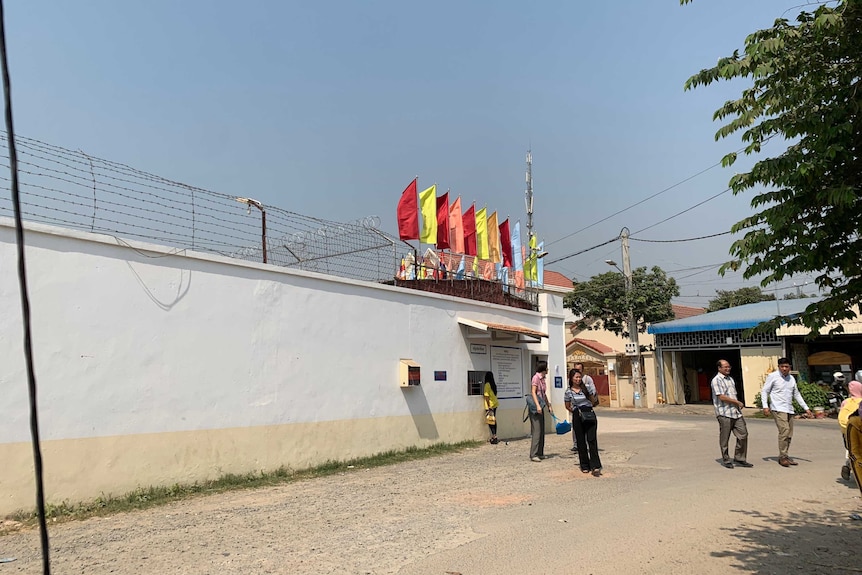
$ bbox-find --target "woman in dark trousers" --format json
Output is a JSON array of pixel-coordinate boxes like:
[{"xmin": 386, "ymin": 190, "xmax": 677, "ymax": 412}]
[
  {"xmin": 564, "ymin": 368, "xmax": 602, "ymax": 476},
  {"xmin": 483, "ymin": 371, "xmax": 499, "ymax": 444}
]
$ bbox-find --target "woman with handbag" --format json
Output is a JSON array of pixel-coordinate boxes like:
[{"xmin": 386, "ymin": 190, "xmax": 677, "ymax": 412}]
[
  {"xmin": 483, "ymin": 371, "xmax": 499, "ymax": 444},
  {"xmin": 564, "ymin": 368, "xmax": 602, "ymax": 476}
]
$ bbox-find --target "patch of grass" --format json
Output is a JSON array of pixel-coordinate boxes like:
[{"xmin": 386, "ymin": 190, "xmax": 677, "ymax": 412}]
[{"xmin": 2, "ymin": 440, "xmax": 480, "ymax": 534}]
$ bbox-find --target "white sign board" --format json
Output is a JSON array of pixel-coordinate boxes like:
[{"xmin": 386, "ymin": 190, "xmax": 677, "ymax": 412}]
[{"xmin": 491, "ymin": 345, "xmax": 523, "ymax": 399}]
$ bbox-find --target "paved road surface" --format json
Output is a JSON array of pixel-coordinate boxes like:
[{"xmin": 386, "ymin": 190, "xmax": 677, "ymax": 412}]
[{"xmin": 1, "ymin": 409, "xmax": 859, "ymax": 574}]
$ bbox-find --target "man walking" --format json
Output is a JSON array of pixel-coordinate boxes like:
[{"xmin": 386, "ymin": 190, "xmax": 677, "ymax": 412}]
[
  {"xmin": 711, "ymin": 359, "xmax": 752, "ymax": 468},
  {"xmin": 570, "ymin": 362, "xmax": 593, "ymax": 452},
  {"xmin": 762, "ymin": 357, "xmax": 812, "ymax": 467}
]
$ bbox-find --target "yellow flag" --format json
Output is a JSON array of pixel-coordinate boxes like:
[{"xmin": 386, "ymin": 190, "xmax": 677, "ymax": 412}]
[
  {"xmin": 487, "ymin": 211, "xmax": 500, "ymax": 263},
  {"xmin": 526, "ymin": 234, "xmax": 538, "ymax": 282},
  {"xmin": 475, "ymin": 207, "xmax": 489, "ymax": 259},
  {"xmin": 419, "ymin": 185, "xmax": 437, "ymax": 244}
]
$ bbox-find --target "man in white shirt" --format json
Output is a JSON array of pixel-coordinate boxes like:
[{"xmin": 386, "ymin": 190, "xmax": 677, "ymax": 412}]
[
  {"xmin": 761, "ymin": 357, "xmax": 812, "ymax": 467},
  {"xmin": 711, "ymin": 359, "xmax": 752, "ymax": 469},
  {"xmin": 571, "ymin": 362, "xmax": 593, "ymax": 452}
]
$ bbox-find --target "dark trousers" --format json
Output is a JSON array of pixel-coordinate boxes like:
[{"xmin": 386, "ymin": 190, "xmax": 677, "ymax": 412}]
[
  {"xmin": 529, "ymin": 411, "xmax": 546, "ymax": 459},
  {"xmin": 717, "ymin": 415, "xmax": 749, "ymax": 463},
  {"xmin": 572, "ymin": 412, "xmax": 601, "ymax": 471},
  {"xmin": 487, "ymin": 408, "xmax": 497, "ymax": 437}
]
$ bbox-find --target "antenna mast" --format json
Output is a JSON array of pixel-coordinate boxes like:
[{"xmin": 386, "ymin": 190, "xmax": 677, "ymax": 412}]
[{"xmin": 525, "ymin": 150, "xmax": 533, "ymax": 243}]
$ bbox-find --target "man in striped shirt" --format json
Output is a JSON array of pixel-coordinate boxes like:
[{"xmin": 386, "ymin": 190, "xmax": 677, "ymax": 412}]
[{"xmin": 711, "ymin": 359, "xmax": 752, "ymax": 469}]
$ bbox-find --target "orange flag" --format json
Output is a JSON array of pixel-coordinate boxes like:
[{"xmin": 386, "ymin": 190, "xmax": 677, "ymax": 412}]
[
  {"xmin": 487, "ymin": 211, "xmax": 500, "ymax": 263},
  {"xmin": 449, "ymin": 197, "xmax": 464, "ymax": 253}
]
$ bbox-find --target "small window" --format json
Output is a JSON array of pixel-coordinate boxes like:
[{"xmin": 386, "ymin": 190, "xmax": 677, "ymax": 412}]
[
  {"xmin": 615, "ymin": 355, "xmax": 633, "ymax": 377},
  {"xmin": 467, "ymin": 371, "xmax": 485, "ymax": 396}
]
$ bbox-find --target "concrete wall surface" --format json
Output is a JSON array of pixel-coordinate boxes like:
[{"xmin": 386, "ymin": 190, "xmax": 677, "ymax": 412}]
[
  {"xmin": 0, "ymin": 220, "xmax": 566, "ymax": 514},
  {"xmin": 740, "ymin": 347, "xmax": 782, "ymax": 406}
]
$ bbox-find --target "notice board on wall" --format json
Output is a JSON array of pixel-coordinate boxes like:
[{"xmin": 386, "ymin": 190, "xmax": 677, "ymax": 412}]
[{"xmin": 491, "ymin": 345, "xmax": 523, "ymax": 399}]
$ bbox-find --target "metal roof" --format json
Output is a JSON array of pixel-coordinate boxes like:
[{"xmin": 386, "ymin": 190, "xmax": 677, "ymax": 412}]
[
  {"xmin": 648, "ymin": 298, "xmax": 819, "ymax": 334},
  {"xmin": 457, "ymin": 317, "xmax": 548, "ymax": 340}
]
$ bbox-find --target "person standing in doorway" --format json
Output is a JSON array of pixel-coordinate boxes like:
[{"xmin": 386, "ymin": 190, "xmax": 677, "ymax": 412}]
[
  {"xmin": 483, "ymin": 371, "xmax": 499, "ymax": 444},
  {"xmin": 762, "ymin": 357, "xmax": 812, "ymax": 467},
  {"xmin": 570, "ymin": 362, "xmax": 594, "ymax": 452},
  {"xmin": 528, "ymin": 361, "xmax": 553, "ymax": 462},
  {"xmin": 711, "ymin": 359, "xmax": 752, "ymax": 469}
]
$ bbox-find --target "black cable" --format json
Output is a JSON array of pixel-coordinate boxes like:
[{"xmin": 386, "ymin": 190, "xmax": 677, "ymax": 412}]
[
  {"xmin": 544, "ymin": 235, "xmax": 620, "ymax": 265},
  {"xmin": 0, "ymin": 2, "xmax": 51, "ymax": 573},
  {"xmin": 632, "ymin": 188, "xmax": 732, "ymax": 235},
  {"xmin": 546, "ymin": 151, "xmax": 742, "ymax": 247},
  {"xmin": 630, "ymin": 230, "xmax": 733, "ymax": 243},
  {"xmin": 548, "ymin": 189, "xmax": 734, "ymax": 265}
]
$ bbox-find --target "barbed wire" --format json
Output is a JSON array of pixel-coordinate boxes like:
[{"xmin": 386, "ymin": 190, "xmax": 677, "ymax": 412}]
[{"xmin": 0, "ymin": 132, "xmax": 401, "ymax": 283}]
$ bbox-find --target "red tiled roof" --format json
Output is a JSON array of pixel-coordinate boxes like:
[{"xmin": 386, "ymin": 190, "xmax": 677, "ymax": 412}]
[
  {"xmin": 566, "ymin": 337, "xmax": 616, "ymax": 355},
  {"xmin": 672, "ymin": 304, "xmax": 706, "ymax": 320},
  {"xmin": 543, "ymin": 270, "xmax": 574, "ymax": 289}
]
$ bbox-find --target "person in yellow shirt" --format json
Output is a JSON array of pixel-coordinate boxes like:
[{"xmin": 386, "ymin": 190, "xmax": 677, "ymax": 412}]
[
  {"xmin": 483, "ymin": 372, "xmax": 499, "ymax": 444},
  {"xmin": 839, "ymin": 376, "xmax": 862, "ymax": 480}
]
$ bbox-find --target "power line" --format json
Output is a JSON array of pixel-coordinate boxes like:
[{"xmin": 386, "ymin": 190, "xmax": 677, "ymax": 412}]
[
  {"xmin": 665, "ymin": 261, "xmax": 728, "ymax": 273},
  {"xmin": 630, "ymin": 230, "xmax": 733, "ymax": 243},
  {"xmin": 544, "ymin": 234, "xmax": 620, "ymax": 265},
  {"xmin": 0, "ymin": 0, "xmax": 51, "ymax": 572},
  {"xmin": 548, "ymin": 187, "xmax": 735, "ymax": 265},
  {"xmin": 632, "ymin": 187, "xmax": 733, "ymax": 235},
  {"xmin": 546, "ymin": 149, "xmax": 743, "ymax": 248}
]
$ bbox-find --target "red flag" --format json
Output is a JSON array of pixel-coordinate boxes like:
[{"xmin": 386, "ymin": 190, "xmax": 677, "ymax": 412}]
[
  {"xmin": 397, "ymin": 178, "xmax": 419, "ymax": 241},
  {"xmin": 436, "ymin": 192, "xmax": 450, "ymax": 249},
  {"xmin": 499, "ymin": 218, "xmax": 512, "ymax": 267},
  {"xmin": 463, "ymin": 204, "xmax": 476, "ymax": 256}
]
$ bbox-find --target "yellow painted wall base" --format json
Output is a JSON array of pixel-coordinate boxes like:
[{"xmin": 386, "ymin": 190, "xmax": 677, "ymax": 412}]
[
  {"xmin": 1, "ymin": 409, "xmax": 530, "ymax": 516},
  {"xmin": 740, "ymin": 347, "xmax": 782, "ymax": 406}
]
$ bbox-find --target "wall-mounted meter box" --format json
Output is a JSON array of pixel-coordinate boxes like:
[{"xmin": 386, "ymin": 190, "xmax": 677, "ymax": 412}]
[{"xmin": 399, "ymin": 359, "xmax": 421, "ymax": 388}]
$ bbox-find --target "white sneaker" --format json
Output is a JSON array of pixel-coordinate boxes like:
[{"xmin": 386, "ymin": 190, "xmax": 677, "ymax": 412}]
[{"xmin": 530, "ymin": 456, "xmax": 541, "ymax": 462}]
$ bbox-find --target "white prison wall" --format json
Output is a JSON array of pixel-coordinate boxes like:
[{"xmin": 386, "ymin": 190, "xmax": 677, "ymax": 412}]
[{"xmin": 0, "ymin": 219, "xmax": 566, "ymax": 514}]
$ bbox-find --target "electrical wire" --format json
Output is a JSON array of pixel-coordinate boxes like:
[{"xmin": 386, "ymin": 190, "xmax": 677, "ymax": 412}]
[
  {"xmin": 632, "ymin": 188, "xmax": 733, "ymax": 235},
  {"xmin": 629, "ymin": 230, "xmax": 733, "ymax": 243},
  {"xmin": 0, "ymin": 1, "xmax": 51, "ymax": 573},
  {"xmin": 547, "ymin": 187, "xmax": 735, "ymax": 265},
  {"xmin": 545, "ymin": 153, "xmax": 741, "ymax": 247},
  {"xmin": 544, "ymin": 234, "xmax": 620, "ymax": 265}
]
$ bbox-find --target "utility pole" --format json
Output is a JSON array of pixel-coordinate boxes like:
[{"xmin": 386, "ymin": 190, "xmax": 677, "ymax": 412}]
[{"xmin": 620, "ymin": 228, "xmax": 642, "ymax": 408}]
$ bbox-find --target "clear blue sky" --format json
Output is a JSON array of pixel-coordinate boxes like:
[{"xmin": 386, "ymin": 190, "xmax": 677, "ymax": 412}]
[{"xmin": 5, "ymin": 0, "xmax": 811, "ymax": 304}]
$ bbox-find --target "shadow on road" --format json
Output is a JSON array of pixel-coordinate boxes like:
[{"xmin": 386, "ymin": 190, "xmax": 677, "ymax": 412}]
[{"xmin": 711, "ymin": 508, "xmax": 861, "ymax": 574}]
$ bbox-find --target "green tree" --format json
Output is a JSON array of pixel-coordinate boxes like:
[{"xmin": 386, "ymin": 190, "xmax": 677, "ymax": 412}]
[
  {"xmin": 707, "ymin": 287, "xmax": 776, "ymax": 312},
  {"xmin": 564, "ymin": 266, "xmax": 680, "ymax": 338},
  {"xmin": 681, "ymin": 0, "xmax": 861, "ymax": 333}
]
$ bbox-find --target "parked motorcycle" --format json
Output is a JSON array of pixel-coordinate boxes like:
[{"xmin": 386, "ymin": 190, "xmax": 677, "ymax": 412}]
[{"xmin": 827, "ymin": 372, "xmax": 848, "ymax": 414}]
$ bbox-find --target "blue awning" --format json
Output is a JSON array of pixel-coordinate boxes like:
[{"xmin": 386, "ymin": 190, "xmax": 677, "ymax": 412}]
[{"xmin": 648, "ymin": 298, "xmax": 819, "ymax": 334}]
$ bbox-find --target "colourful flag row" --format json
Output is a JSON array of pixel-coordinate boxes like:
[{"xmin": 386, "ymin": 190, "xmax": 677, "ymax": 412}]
[{"xmin": 396, "ymin": 177, "xmax": 542, "ymax": 280}]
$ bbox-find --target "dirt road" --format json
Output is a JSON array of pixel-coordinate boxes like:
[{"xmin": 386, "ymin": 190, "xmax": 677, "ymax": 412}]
[{"xmin": 1, "ymin": 410, "xmax": 859, "ymax": 574}]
